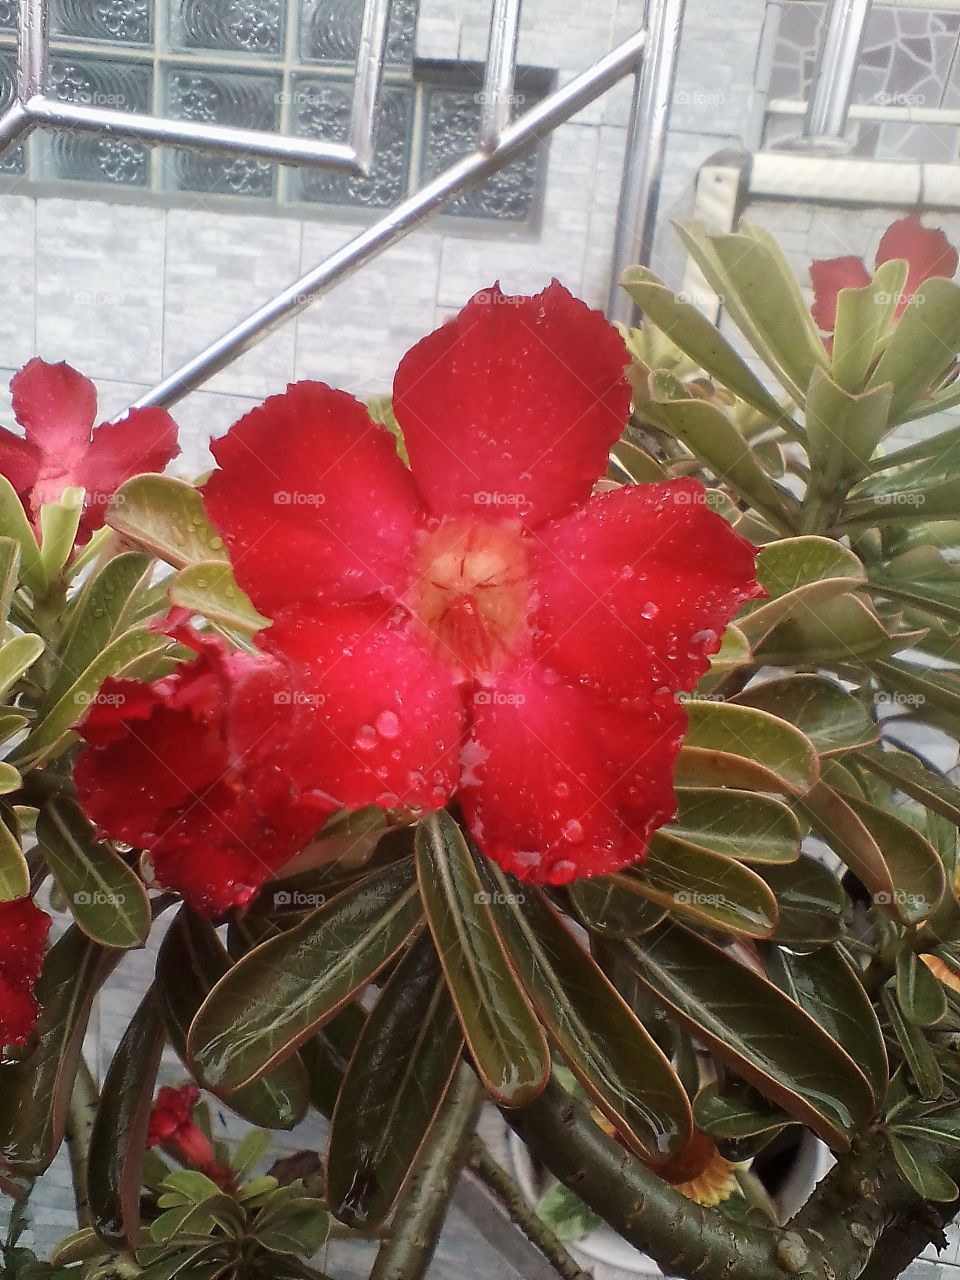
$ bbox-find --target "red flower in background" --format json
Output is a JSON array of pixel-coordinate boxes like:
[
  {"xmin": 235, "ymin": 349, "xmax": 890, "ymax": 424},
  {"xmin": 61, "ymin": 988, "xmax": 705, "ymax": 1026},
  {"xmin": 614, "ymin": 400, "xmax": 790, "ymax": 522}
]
[
  {"xmin": 74, "ymin": 625, "xmax": 328, "ymax": 915},
  {"xmin": 810, "ymin": 213, "xmax": 959, "ymax": 333},
  {"xmin": 0, "ymin": 896, "xmax": 51, "ymax": 1047},
  {"xmin": 0, "ymin": 359, "xmax": 178, "ymax": 541},
  {"xmin": 74, "ymin": 282, "xmax": 759, "ymax": 905},
  {"xmin": 147, "ymin": 1084, "xmax": 234, "ymax": 1190}
]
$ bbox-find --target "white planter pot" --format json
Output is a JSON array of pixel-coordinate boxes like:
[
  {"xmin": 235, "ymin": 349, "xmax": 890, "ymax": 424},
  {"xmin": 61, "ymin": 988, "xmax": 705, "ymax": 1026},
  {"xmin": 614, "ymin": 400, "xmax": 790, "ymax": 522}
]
[{"xmin": 507, "ymin": 1128, "xmax": 833, "ymax": 1278}]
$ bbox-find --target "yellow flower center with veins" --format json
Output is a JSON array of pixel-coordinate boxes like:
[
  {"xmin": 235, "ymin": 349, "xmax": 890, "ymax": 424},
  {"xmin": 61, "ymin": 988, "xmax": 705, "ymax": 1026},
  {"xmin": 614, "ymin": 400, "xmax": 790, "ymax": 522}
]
[{"xmin": 410, "ymin": 518, "xmax": 531, "ymax": 677}]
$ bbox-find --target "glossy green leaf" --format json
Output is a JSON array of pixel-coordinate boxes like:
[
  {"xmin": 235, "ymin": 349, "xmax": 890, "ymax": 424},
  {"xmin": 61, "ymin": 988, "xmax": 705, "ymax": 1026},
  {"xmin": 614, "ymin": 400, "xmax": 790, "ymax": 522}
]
[
  {"xmin": 567, "ymin": 874, "xmax": 666, "ymax": 937},
  {"xmin": 609, "ymin": 438, "xmax": 667, "ymax": 484},
  {"xmin": 666, "ymin": 788, "xmax": 801, "ymax": 864},
  {"xmin": 188, "ymin": 861, "xmax": 422, "ymax": 1092},
  {"xmin": 621, "ymin": 265, "xmax": 790, "ymax": 421},
  {"xmin": 857, "ymin": 746, "xmax": 960, "ymax": 827},
  {"xmin": 480, "ymin": 862, "xmax": 691, "ymax": 1160},
  {"xmin": 12, "ymin": 626, "xmax": 170, "ymax": 765},
  {"xmin": 891, "ymin": 1111, "xmax": 960, "ymax": 1153},
  {"xmin": 896, "ymin": 947, "xmax": 948, "ymax": 1029},
  {"xmin": 872, "ymin": 658, "xmax": 960, "ymax": 738},
  {"xmin": 0, "ymin": 537, "xmax": 21, "ymax": 626},
  {"xmin": 619, "ymin": 924, "xmax": 875, "ymax": 1150},
  {"xmin": 889, "ymin": 1134, "xmax": 958, "ymax": 1201},
  {"xmin": 536, "ymin": 1178, "xmax": 603, "ymax": 1242},
  {"xmin": 415, "ymin": 811, "xmax": 548, "ymax": 1106},
  {"xmin": 254, "ymin": 1194, "xmax": 332, "ymax": 1257},
  {"xmin": 87, "ymin": 990, "xmax": 165, "ymax": 1247},
  {"xmin": 37, "ymin": 800, "xmax": 150, "ymax": 950},
  {"xmin": 0, "ymin": 926, "xmax": 120, "ymax": 1173},
  {"xmin": 882, "ymin": 985, "xmax": 943, "ymax": 1102},
  {"xmin": 868, "ymin": 276, "xmax": 960, "ymax": 420},
  {"xmin": 38, "ymin": 487, "xmax": 84, "ymax": 585},
  {"xmin": 870, "ymin": 546, "xmax": 960, "ymax": 626},
  {"xmin": 44, "ymin": 551, "xmax": 153, "ymax": 709},
  {"xmin": 169, "ymin": 561, "xmax": 268, "ymax": 635},
  {"xmin": 804, "ymin": 368, "xmax": 892, "ymax": 488},
  {"xmin": 155, "ymin": 909, "xmax": 310, "ymax": 1130},
  {"xmin": 678, "ymin": 700, "xmax": 819, "ymax": 796},
  {"xmin": 326, "ymin": 931, "xmax": 463, "ymax": 1228},
  {"xmin": 0, "ymin": 633, "xmax": 45, "ymax": 701},
  {"xmin": 756, "ymin": 593, "xmax": 909, "ymax": 665},
  {"xmin": 738, "ymin": 537, "xmax": 865, "ymax": 647},
  {"xmin": 755, "ymin": 855, "xmax": 846, "ymax": 945},
  {"xmin": 0, "ymin": 813, "xmax": 29, "ymax": 900},
  {"xmin": 732, "ymin": 674, "xmax": 878, "ymax": 757},
  {"xmin": 108, "ymin": 475, "xmax": 229, "ymax": 569},
  {"xmin": 0, "ymin": 474, "xmax": 44, "ymax": 596},
  {"xmin": 692, "ymin": 1080, "xmax": 791, "ymax": 1140},
  {"xmin": 628, "ymin": 833, "xmax": 778, "ymax": 938},
  {"xmin": 831, "ymin": 258, "xmax": 908, "ymax": 392},
  {"xmin": 767, "ymin": 945, "xmax": 887, "ymax": 1101}
]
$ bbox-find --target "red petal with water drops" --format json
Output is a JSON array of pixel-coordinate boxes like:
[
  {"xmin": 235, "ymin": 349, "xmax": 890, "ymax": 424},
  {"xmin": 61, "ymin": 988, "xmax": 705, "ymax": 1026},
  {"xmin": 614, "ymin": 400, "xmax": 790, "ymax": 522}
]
[
  {"xmin": 809, "ymin": 256, "xmax": 871, "ymax": 332},
  {"xmin": 0, "ymin": 896, "xmax": 51, "ymax": 1047},
  {"xmin": 261, "ymin": 598, "xmax": 468, "ymax": 814},
  {"xmin": 73, "ymin": 637, "xmax": 324, "ymax": 916},
  {"xmin": 876, "ymin": 213, "xmax": 959, "ymax": 316},
  {"xmin": 530, "ymin": 479, "xmax": 761, "ymax": 702},
  {"xmin": 203, "ymin": 381, "xmax": 425, "ymax": 616},
  {"xmin": 79, "ymin": 407, "xmax": 179, "ymax": 536},
  {"xmin": 393, "ymin": 281, "xmax": 632, "ymax": 528},
  {"xmin": 458, "ymin": 665, "xmax": 685, "ymax": 882},
  {"xmin": 10, "ymin": 359, "xmax": 98, "ymax": 456}
]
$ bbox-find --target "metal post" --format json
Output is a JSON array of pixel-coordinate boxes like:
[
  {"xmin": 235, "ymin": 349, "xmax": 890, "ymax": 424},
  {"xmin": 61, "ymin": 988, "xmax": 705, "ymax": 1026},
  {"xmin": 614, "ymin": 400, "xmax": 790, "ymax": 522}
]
[
  {"xmin": 803, "ymin": 0, "xmax": 873, "ymax": 144},
  {"xmin": 606, "ymin": 0, "xmax": 686, "ymax": 325},
  {"xmin": 480, "ymin": 0, "xmax": 524, "ymax": 152}
]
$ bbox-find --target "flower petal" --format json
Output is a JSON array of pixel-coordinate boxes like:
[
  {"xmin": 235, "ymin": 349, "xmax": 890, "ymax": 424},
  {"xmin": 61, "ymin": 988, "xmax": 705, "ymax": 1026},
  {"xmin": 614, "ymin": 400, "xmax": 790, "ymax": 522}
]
[
  {"xmin": 10, "ymin": 359, "xmax": 97, "ymax": 457},
  {"xmin": 393, "ymin": 281, "xmax": 631, "ymax": 527},
  {"xmin": 74, "ymin": 638, "xmax": 324, "ymax": 916},
  {"xmin": 0, "ymin": 429, "xmax": 40, "ymax": 497},
  {"xmin": 79, "ymin": 407, "xmax": 179, "ymax": 535},
  {"xmin": 530, "ymin": 479, "xmax": 761, "ymax": 701},
  {"xmin": 262, "ymin": 599, "xmax": 468, "ymax": 813},
  {"xmin": 0, "ymin": 896, "xmax": 51, "ymax": 1046},
  {"xmin": 459, "ymin": 664, "xmax": 685, "ymax": 883},
  {"xmin": 876, "ymin": 213, "xmax": 959, "ymax": 315},
  {"xmin": 809, "ymin": 256, "xmax": 871, "ymax": 332},
  {"xmin": 203, "ymin": 382, "xmax": 425, "ymax": 616}
]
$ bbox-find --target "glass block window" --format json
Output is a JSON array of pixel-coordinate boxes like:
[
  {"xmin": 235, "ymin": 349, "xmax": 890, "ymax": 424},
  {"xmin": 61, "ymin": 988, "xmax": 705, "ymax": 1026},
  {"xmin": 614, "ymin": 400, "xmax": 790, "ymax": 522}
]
[
  {"xmin": 763, "ymin": 0, "xmax": 960, "ymax": 162},
  {"xmin": 0, "ymin": 0, "xmax": 552, "ymax": 225}
]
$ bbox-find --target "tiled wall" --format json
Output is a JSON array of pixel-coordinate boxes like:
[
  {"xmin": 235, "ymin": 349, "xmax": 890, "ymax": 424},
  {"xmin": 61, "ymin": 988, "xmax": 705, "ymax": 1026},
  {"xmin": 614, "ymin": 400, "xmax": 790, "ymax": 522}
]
[{"xmin": 0, "ymin": 0, "xmax": 763, "ymax": 479}]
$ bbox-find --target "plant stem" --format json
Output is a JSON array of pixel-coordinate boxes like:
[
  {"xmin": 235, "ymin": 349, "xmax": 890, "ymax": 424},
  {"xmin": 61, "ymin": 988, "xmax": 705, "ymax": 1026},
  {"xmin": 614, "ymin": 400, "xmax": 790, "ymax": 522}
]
[
  {"xmin": 466, "ymin": 1139, "xmax": 592, "ymax": 1280},
  {"xmin": 65, "ymin": 1056, "xmax": 99, "ymax": 1230},
  {"xmin": 370, "ymin": 1066, "xmax": 480, "ymax": 1280}
]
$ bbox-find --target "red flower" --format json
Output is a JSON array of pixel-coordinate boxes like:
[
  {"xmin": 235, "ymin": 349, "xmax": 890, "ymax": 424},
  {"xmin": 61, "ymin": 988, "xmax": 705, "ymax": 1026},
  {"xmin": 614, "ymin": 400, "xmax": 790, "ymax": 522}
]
[
  {"xmin": 73, "ymin": 626, "xmax": 328, "ymax": 915},
  {"xmin": 0, "ymin": 896, "xmax": 51, "ymax": 1047},
  {"xmin": 810, "ymin": 213, "xmax": 959, "ymax": 333},
  {"xmin": 147, "ymin": 1084, "xmax": 234, "ymax": 1189},
  {"xmin": 0, "ymin": 359, "xmax": 178, "ymax": 541},
  {"xmin": 73, "ymin": 283, "xmax": 759, "ymax": 896}
]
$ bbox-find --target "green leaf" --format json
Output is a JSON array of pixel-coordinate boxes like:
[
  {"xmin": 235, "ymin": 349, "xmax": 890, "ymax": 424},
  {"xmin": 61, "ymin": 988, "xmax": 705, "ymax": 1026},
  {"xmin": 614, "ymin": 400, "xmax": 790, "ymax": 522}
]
[
  {"xmin": 108, "ymin": 475, "xmax": 229, "ymax": 569},
  {"xmin": 831, "ymin": 258, "xmax": 908, "ymax": 392},
  {"xmin": 868, "ymin": 276, "xmax": 960, "ymax": 420},
  {"xmin": 232, "ymin": 1129, "xmax": 271, "ymax": 1179},
  {"xmin": 168, "ymin": 561, "xmax": 268, "ymax": 635},
  {"xmin": 889, "ymin": 1133, "xmax": 958, "ymax": 1201},
  {"xmin": 38, "ymin": 488, "xmax": 84, "ymax": 585},
  {"xmin": 0, "ymin": 475, "xmax": 44, "ymax": 596},
  {"xmin": 619, "ymin": 924, "xmax": 875, "ymax": 1150},
  {"xmin": 666, "ymin": 788, "xmax": 801, "ymax": 864},
  {"xmin": 155, "ymin": 909, "xmax": 310, "ymax": 1130},
  {"xmin": 37, "ymin": 800, "xmax": 150, "ymax": 950},
  {"xmin": 87, "ymin": 990, "xmax": 165, "ymax": 1247},
  {"xmin": 678, "ymin": 700, "xmax": 819, "ymax": 796},
  {"xmin": 756, "ymin": 593, "xmax": 909, "ymax": 665},
  {"xmin": 755, "ymin": 855, "xmax": 846, "ymax": 946},
  {"xmin": 0, "ymin": 537, "xmax": 22, "ymax": 626},
  {"xmin": 0, "ymin": 813, "xmax": 29, "ymax": 901},
  {"xmin": 0, "ymin": 633, "xmax": 45, "ymax": 701},
  {"xmin": 0, "ymin": 926, "xmax": 120, "ymax": 1173},
  {"xmin": 891, "ymin": 1113, "xmax": 960, "ymax": 1153},
  {"xmin": 567, "ymin": 874, "xmax": 666, "ymax": 937},
  {"xmin": 414, "ymin": 812, "xmax": 548, "ymax": 1106},
  {"xmin": 536, "ymin": 1179, "xmax": 603, "ymax": 1242},
  {"xmin": 326, "ymin": 931, "xmax": 463, "ymax": 1228},
  {"xmin": 738, "ymin": 537, "xmax": 865, "ymax": 647},
  {"xmin": 628, "ymin": 833, "xmax": 778, "ymax": 938},
  {"xmin": 732, "ymin": 674, "xmax": 878, "ymax": 757},
  {"xmin": 44, "ymin": 551, "xmax": 153, "ymax": 710},
  {"xmin": 609, "ymin": 439, "xmax": 667, "ymax": 484},
  {"xmin": 255, "ymin": 1196, "xmax": 332, "ymax": 1257},
  {"xmin": 896, "ymin": 947, "xmax": 948, "ymax": 1029},
  {"xmin": 870, "ymin": 546, "xmax": 960, "ymax": 626},
  {"xmin": 480, "ymin": 863, "xmax": 692, "ymax": 1160},
  {"xmin": 767, "ymin": 945, "xmax": 887, "ymax": 1101},
  {"xmin": 692, "ymin": 1080, "xmax": 791, "ymax": 1141},
  {"xmin": 804, "ymin": 368, "xmax": 893, "ymax": 488},
  {"xmin": 872, "ymin": 658, "xmax": 960, "ymax": 738},
  {"xmin": 621, "ymin": 265, "xmax": 790, "ymax": 421},
  {"xmin": 187, "ymin": 861, "xmax": 422, "ymax": 1092},
  {"xmin": 12, "ymin": 626, "xmax": 170, "ymax": 766},
  {"xmin": 857, "ymin": 746, "xmax": 960, "ymax": 827},
  {"xmin": 882, "ymin": 984, "xmax": 943, "ymax": 1101}
]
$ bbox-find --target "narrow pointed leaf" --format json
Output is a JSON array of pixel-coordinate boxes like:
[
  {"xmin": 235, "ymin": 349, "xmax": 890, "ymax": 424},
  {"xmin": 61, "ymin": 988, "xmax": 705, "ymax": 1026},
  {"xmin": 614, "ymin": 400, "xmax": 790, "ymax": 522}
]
[
  {"xmin": 0, "ymin": 475, "xmax": 44, "ymax": 595},
  {"xmin": 896, "ymin": 948, "xmax": 947, "ymax": 1029},
  {"xmin": 882, "ymin": 985, "xmax": 943, "ymax": 1102},
  {"xmin": 414, "ymin": 812, "xmax": 548, "ymax": 1106},
  {"xmin": 188, "ymin": 861, "xmax": 422, "ymax": 1091},
  {"xmin": 832, "ymin": 258, "xmax": 908, "ymax": 392},
  {"xmin": 326, "ymin": 931, "xmax": 463, "ymax": 1228},
  {"xmin": 0, "ymin": 538, "xmax": 21, "ymax": 625},
  {"xmin": 868, "ymin": 276, "xmax": 960, "ymax": 420},
  {"xmin": 38, "ymin": 487, "xmax": 84, "ymax": 584}
]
